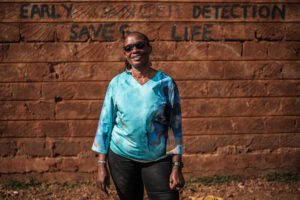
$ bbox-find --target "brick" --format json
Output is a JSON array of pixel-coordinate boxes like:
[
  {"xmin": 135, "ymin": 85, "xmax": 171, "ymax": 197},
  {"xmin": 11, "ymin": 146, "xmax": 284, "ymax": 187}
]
[
  {"xmin": 206, "ymin": 80, "xmax": 267, "ymax": 97},
  {"xmin": 208, "ymin": 42, "xmax": 241, "ymax": 59},
  {"xmin": 178, "ymin": 80, "xmax": 272, "ymax": 98},
  {"xmin": 255, "ymin": 24, "xmax": 284, "ymax": 41},
  {"xmin": 54, "ymin": 62, "xmax": 123, "ymax": 81},
  {"xmin": 40, "ymin": 172, "xmax": 94, "ymax": 182},
  {"xmin": 243, "ymin": 42, "xmax": 268, "ymax": 59},
  {"xmin": 0, "ymin": 158, "xmax": 51, "ymax": 173},
  {"xmin": 18, "ymin": 140, "xmax": 52, "ymax": 157},
  {"xmin": 91, "ymin": 62, "xmax": 124, "ymax": 80},
  {"xmin": 223, "ymin": 23, "xmax": 253, "ymax": 41},
  {"xmin": 183, "ymin": 117, "xmax": 298, "ymax": 135},
  {"xmin": 224, "ymin": 61, "xmax": 295, "ymax": 80},
  {"xmin": 244, "ymin": 42, "xmax": 300, "ymax": 60},
  {"xmin": 39, "ymin": 121, "xmax": 71, "ymax": 137},
  {"xmin": 0, "ymin": 63, "xmax": 57, "ymax": 82},
  {"xmin": 0, "ymin": 141, "xmax": 17, "ymax": 156},
  {"xmin": 266, "ymin": 117, "xmax": 300, "ymax": 133},
  {"xmin": 151, "ymin": 41, "xmax": 178, "ymax": 60},
  {"xmin": 282, "ymin": 63, "xmax": 300, "ymax": 79},
  {"xmin": 0, "ymin": 101, "xmax": 55, "ymax": 120},
  {"xmin": 53, "ymin": 139, "xmax": 92, "ymax": 156},
  {"xmin": 279, "ymin": 134, "xmax": 300, "ymax": 148},
  {"xmin": 223, "ymin": 62, "xmax": 253, "ymax": 79},
  {"xmin": 0, "ymin": 23, "xmax": 19, "ymax": 42},
  {"xmin": 60, "ymin": 159, "xmax": 79, "ymax": 172},
  {"xmin": 0, "ymin": 83, "xmax": 41, "ymax": 100},
  {"xmin": 71, "ymin": 120, "xmax": 98, "ymax": 137},
  {"xmin": 153, "ymin": 41, "xmax": 210, "ymax": 61},
  {"xmin": 183, "ymin": 118, "xmax": 234, "ymax": 135},
  {"xmin": 42, "ymin": 82, "xmax": 108, "ymax": 100},
  {"xmin": 121, "ymin": 23, "xmax": 159, "ymax": 41},
  {"xmin": 55, "ymin": 100, "xmax": 102, "ymax": 119},
  {"xmin": 268, "ymin": 42, "xmax": 300, "ymax": 59},
  {"xmin": 267, "ymin": 80, "xmax": 300, "ymax": 96},
  {"xmin": 78, "ymin": 158, "xmax": 98, "ymax": 172},
  {"xmin": 55, "ymin": 63, "xmax": 92, "ymax": 80},
  {"xmin": 0, "ymin": 121, "xmax": 42, "ymax": 138},
  {"xmin": 245, "ymin": 98, "xmax": 281, "ymax": 116},
  {"xmin": 90, "ymin": 101, "xmax": 103, "ymax": 118},
  {"xmin": 182, "ymin": 151, "xmax": 300, "ymax": 177},
  {"xmin": 0, "ymin": 43, "xmax": 123, "ymax": 62},
  {"xmin": 234, "ymin": 117, "xmax": 266, "ymax": 133},
  {"xmin": 177, "ymin": 81, "xmax": 207, "ymax": 98},
  {"xmin": 183, "ymin": 134, "xmax": 284, "ymax": 154},
  {"xmin": 0, "ymin": 43, "xmax": 72, "ymax": 62},
  {"xmin": 20, "ymin": 23, "xmax": 56, "ymax": 42},
  {"xmin": 0, "ymin": 62, "xmax": 120, "ymax": 82},
  {"xmin": 181, "ymin": 98, "xmax": 289, "ymax": 117},
  {"xmin": 281, "ymin": 98, "xmax": 300, "ymax": 115},
  {"xmin": 26, "ymin": 63, "xmax": 58, "ymax": 81},
  {"xmin": 175, "ymin": 42, "xmax": 208, "ymax": 60},
  {"xmin": 0, "ymin": 64, "xmax": 26, "ymax": 82},
  {"xmin": 252, "ymin": 62, "xmax": 284, "ymax": 79},
  {"xmin": 155, "ymin": 61, "xmax": 224, "ymax": 80},
  {"xmin": 286, "ymin": 23, "xmax": 300, "ymax": 40}
]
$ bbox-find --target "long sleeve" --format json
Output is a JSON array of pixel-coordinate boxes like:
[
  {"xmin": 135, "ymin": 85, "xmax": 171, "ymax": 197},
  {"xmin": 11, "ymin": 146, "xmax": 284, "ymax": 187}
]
[
  {"xmin": 168, "ymin": 81, "xmax": 183, "ymax": 155},
  {"xmin": 92, "ymin": 81, "xmax": 117, "ymax": 154}
]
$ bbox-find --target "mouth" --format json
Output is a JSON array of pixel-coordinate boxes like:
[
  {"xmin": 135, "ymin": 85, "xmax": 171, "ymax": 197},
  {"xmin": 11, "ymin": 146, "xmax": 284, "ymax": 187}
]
[{"xmin": 131, "ymin": 54, "xmax": 142, "ymax": 61}]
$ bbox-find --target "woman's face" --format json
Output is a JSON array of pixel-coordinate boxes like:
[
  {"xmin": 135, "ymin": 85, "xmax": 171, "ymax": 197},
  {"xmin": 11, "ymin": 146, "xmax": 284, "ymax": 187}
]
[{"xmin": 123, "ymin": 34, "xmax": 152, "ymax": 68}]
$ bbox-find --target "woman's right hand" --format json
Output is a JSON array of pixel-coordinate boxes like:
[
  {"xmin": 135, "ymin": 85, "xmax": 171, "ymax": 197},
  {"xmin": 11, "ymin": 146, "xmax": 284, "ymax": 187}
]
[{"xmin": 97, "ymin": 164, "xmax": 110, "ymax": 195}]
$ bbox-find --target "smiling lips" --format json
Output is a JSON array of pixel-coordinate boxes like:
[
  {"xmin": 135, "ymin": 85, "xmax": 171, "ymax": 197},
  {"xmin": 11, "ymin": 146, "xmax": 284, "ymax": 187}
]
[{"xmin": 131, "ymin": 54, "xmax": 142, "ymax": 61}]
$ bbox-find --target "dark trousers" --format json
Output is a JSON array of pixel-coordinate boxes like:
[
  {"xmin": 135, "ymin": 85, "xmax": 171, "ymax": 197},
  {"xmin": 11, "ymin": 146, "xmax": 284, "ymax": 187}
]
[{"xmin": 108, "ymin": 149, "xmax": 179, "ymax": 200}]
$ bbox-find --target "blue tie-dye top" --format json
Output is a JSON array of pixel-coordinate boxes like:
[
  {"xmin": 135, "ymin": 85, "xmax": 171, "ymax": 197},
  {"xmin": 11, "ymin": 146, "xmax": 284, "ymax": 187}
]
[{"xmin": 92, "ymin": 70, "xmax": 183, "ymax": 161}]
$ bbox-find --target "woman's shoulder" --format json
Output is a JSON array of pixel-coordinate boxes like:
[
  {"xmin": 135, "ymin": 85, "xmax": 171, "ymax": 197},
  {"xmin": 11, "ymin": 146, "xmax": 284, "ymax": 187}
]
[
  {"xmin": 157, "ymin": 71, "xmax": 176, "ymax": 85},
  {"xmin": 109, "ymin": 71, "xmax": 130, "ymax": 85}
]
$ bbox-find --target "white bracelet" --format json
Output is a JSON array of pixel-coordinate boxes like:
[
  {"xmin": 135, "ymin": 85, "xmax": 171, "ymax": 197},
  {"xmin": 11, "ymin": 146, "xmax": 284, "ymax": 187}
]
[{"xmin": 97, "ymin": 160, "xmax": 106, "ymax": 164}]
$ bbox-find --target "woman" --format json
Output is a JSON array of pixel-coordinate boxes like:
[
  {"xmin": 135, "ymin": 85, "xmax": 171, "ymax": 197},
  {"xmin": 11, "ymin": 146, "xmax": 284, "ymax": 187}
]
[{"xmin": 92, "ymin": 32, "xmax": 184, "ymax": 200}]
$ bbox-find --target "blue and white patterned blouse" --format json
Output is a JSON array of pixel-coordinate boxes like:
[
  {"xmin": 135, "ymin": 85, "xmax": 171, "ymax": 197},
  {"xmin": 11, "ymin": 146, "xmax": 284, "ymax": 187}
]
[{"xmin": 92, "ymin": 70, "xmax": 183, "ymax": 161}]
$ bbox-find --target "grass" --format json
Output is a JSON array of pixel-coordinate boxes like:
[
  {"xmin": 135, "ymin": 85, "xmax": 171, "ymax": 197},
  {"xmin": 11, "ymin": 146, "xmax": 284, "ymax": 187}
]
[
  {"xmin": 265, "ymin": 172, "xmax": 300, "ymax": 182},
  {"xmin": 1, "ymin": 179, "xmax": 41, "ymax": 190},
  {"xmin": 1, "ymin": 179, "xmax": 95, "ymax": 191},
  {"xmin": 2, "ymin": 172, "xmax": 299, "ymax": 191},
  {"xmin": 186, "ymin": 175, "xmax": 242, "ymax": 186}
]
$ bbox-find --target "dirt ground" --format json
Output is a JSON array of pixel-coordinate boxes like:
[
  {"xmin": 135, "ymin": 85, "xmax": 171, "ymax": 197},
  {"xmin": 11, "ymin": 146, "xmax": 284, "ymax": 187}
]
[{"xmin": 1, "ymin": 176, "xmax": 299, "ymax": 200}]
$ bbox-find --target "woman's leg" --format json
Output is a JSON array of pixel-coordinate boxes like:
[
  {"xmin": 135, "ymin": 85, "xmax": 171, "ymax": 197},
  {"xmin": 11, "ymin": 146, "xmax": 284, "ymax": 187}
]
[
  {"xmin": 141, "ymin": 156, "xmax": 179, "ymax": 200},
  {"xmin": 108, "ymin": 149, "xmax": 144, "ymax": 200}
]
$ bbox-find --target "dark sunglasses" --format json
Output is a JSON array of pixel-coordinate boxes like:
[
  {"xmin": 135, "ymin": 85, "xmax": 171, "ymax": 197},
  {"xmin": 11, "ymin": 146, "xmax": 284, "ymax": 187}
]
[{"xmin": 123, "ymin": 41, "xmax": 146, "ymax": 52}]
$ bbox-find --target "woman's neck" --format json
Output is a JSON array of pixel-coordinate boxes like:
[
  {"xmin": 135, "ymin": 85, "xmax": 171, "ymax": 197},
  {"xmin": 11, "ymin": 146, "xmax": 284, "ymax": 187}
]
[{"xmin": 130, "ymin": 65, "xmax": 154, "ymax": 78}]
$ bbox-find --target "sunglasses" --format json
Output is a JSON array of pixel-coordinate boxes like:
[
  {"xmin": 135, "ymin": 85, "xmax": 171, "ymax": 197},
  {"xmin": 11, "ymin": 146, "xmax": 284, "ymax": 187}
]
[{"xmin": 123, "ymin": 41, "xmax": 146, "ymax": 52}]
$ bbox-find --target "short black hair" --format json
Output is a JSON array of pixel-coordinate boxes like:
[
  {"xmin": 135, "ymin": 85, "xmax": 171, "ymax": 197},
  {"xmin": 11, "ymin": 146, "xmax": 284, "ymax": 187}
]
[{"xmin": 125, "ymin": 32, "xmax": 150, "ymax": 46}]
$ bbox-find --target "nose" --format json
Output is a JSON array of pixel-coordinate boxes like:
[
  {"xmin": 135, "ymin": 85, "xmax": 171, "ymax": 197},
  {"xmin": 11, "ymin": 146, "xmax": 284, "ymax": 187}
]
[{"xmin": 131, "ymin": 46, "xmax": 138, "ymax": 53}]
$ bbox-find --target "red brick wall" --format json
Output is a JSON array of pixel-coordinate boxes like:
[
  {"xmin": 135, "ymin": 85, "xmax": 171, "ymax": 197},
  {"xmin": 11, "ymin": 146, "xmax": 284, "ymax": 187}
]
[{"xmin": 0, "ymin": 0, "xmax": 299, "ymax": 182}]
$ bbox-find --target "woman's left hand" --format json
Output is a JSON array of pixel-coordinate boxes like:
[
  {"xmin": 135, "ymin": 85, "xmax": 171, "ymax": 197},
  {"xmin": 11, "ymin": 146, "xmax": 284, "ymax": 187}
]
[{"xmin": 169, "ymin": 166, "xmax": 185, "ymax": 191}]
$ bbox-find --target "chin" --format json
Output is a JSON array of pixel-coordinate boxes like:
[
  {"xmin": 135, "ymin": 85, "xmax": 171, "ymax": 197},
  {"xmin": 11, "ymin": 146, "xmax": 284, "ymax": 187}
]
[
  {"xmin": 132, "ymin": 64, "xmax": 143, "ymax": 68},
  {"xmin": 132, "ymin": 62, "xmax": 145, "ymax": 68}
]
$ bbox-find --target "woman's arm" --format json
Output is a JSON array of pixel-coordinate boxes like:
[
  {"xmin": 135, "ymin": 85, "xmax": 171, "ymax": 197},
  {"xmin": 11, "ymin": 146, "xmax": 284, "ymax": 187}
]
[
  {"xmin": 92, "ymin": 80, "xmax": 117, "ymax": 193},
  {"xmin": 97, "ymin": 153, "xmax": 110, "ymax": 194},
  {"xmin": 169, "ymin": 154, "xmax": 185, "ymax": 190},
  {"xmin": 168, "ymin": 80, "xmax": 185, "ymax": 190}
]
